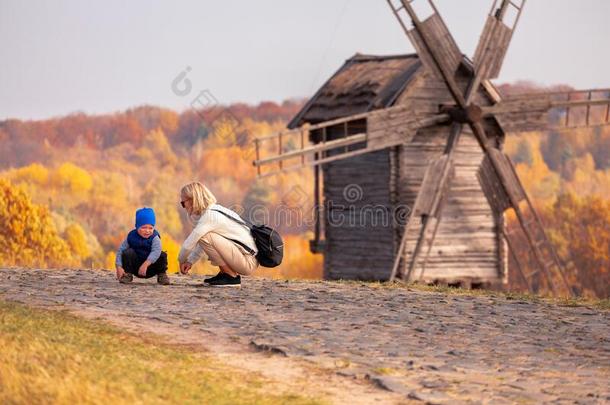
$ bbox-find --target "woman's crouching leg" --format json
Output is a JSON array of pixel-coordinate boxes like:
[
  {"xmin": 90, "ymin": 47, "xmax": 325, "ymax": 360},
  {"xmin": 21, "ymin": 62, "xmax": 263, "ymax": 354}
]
[{"xmin": 200, "ymin": 232, "xmax": 258, "ymax": 276}]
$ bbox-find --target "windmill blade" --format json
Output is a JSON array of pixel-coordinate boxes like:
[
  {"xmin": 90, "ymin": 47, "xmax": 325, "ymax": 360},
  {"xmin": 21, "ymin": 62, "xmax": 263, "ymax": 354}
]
[
  {"xmin": 477, "ymin": 148, "xmax": 526, "ymax": 216},
  {"xmin": 445, "ymin": 97, "xmax": 573, "ymax": 297},
  {"xmin": 476, "ymin": 147, "xmax": 573, "ymax": 296},
  {"xmin": 252, "ymin": 104, "xmax": 450, "ymax": 178},
  {"xmin": 387, "ymin": 0, "xmax": 468, "ymax": 108},
  {"xmin": 458, "ymin": 0, "xmax": 527, "ymax": 113},
  {"xmin": 390, "ymin": 154, "xmax": 455, "ymax": 281},
  {"xmin": 403, "ymin": 155, "xmax": 455, "ymax": 281},
  {"xmin": 386, "ymin": 1, "xmax": 569, "ymax": 294},
  {"xmin": 452, "ymin": 71, "xmax": 576, "ymax": 298},
  {"xmin": 487, "ymin": 88, "xmax": 610, "ymax": 133},
  {"xmin": 473, "ymin": 0, "xmax": 526, "ymax": 80},
  {"xmin": 410, "ymin": 154, "xmax": 454, "ymax": 218}
]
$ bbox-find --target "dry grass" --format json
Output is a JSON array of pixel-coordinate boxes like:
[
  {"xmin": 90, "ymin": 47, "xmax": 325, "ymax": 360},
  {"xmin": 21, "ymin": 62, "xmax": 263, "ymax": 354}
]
[
  {"xmin": 0, "ymin": 300, "xmax": 324, "ymax": 405},
  {"xmin": 401, "ymin": 283, "xmax": 610, "ymax": 310},
  {"xmin": 290, "ymin": 278, "xmax": 610, "ymax": 310}
]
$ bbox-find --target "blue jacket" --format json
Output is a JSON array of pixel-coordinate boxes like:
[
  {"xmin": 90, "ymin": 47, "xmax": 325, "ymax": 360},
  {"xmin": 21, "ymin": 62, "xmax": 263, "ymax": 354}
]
[{"xmin": 127, "ymin": 229, "xmax": 161, "ymax": 260}]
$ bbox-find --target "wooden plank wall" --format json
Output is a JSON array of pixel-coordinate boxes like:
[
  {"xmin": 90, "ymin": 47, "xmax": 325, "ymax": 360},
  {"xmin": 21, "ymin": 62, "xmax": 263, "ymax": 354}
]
[
  {"xmin": 318, "ymin": 69, "xmax": 507, "ymax": 283},
  {"xmin": 323, "ymin": 147, "xmax": 396, "ymax": 281},
  {"xmin": 394, "ymin": 71, "xmax": 503, "ymax": 283},
  {"xmin": 398, "ymin": 127, "xmax": 499, "ymax": 282}
]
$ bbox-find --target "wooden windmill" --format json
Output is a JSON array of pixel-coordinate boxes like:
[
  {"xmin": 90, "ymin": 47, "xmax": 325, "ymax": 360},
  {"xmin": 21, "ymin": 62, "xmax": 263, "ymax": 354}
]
[{"xmin": 252, "ymin": 0, "xmax": 610, "ymax": 296}]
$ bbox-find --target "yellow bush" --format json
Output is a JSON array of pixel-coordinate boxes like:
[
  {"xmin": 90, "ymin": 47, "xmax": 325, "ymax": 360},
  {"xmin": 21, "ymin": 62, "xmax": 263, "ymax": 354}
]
[
  {"xmin": 53, "ymin": 162, "xmax": 93, "ymax": 194},
  {"xmin": 8, "ymin": 163, "xmax": 49, "ymax": 185},
  {"xmin": 64, "ymin": 223, "xmax": 91, "ymax": 261},
  {"xmin": 161, "ymin": 233, "xmax": 181, "ymax": 274},
  {"xmin": 104, "ymin": 251, "xmax": 116, "ymax": 270},
  {"xmin": 0, "ymin": 178, "xmax": 73, "ymax": 268}
]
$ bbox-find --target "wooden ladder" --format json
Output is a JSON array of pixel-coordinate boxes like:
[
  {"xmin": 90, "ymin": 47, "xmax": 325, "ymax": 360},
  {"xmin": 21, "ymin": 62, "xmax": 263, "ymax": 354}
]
[
  {"xmin": 478, "ymin": 150, "xmax": 573, "ymax": 297},
  {"xmin": 502, "ymin": 179, "xmax": 572, "ymax": 296}
]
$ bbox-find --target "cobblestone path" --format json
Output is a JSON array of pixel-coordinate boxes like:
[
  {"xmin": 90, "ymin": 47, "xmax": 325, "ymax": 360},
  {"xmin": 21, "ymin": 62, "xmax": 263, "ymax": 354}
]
[{"xmin": 1, "ymin": 268, "xmax": 608, "ymax": 404}]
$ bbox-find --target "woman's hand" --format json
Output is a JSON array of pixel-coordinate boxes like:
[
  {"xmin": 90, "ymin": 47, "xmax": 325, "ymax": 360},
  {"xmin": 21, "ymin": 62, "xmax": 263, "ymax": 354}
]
[
  {"xmin": 138, "ymin": 261, "xmax": 150, "ymax": 277},
  {"xmin": 116, "ymin": 266, "xmax": 125, "ymax": 280},
  {"xmin": 180, "ymin": 262, "xmax": 192, "ymax": 275}
]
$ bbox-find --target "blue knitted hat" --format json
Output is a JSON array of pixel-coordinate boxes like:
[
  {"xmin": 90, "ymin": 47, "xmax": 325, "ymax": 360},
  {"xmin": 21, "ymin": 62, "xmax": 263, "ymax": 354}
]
[{"xmin": 135, "ymin": 207, "xmax": 156, "ymax": 228}]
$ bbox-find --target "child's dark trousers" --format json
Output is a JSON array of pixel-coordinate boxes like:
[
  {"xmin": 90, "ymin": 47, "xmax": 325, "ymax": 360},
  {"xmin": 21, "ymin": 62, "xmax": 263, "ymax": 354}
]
[{"xmin": 121, "ymin": 248, "xmax": 168, "ymax": 278}]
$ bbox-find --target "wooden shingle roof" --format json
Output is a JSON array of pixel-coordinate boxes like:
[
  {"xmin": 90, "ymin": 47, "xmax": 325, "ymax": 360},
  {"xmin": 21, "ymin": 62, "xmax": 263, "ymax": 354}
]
[{"xmin": 288, "ymin": 53, "xmax": 422, "ymax": 129}]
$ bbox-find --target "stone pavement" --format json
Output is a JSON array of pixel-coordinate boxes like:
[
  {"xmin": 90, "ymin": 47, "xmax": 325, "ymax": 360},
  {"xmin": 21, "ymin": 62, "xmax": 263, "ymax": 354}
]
[{"xmin": 1, "ymin": 268, "xmax": 608, "ymax": 404}]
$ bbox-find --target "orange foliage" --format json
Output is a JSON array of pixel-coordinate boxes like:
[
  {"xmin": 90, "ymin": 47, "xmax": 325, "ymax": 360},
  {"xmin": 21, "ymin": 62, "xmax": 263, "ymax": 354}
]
[
  {"xmin": 257, "ymin": 233, "xmax": 323, "ymax": 280},
  {"xmin": 507, "ymin": 193, "xmax": 610, "ymax": 298},
  {"xmin": 199, "ymin": 146, "xmax": 256, "ymax": 184},
  {"xmin": 2, "ymin": 96, "xmax": 606, "ymax": 293}
]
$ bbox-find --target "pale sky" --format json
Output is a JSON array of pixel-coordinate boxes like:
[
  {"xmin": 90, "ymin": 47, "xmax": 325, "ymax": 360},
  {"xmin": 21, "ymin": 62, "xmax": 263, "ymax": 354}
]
[{"xmin": 1, "ymin": 0, "xmax": 609, "ymax": 120}]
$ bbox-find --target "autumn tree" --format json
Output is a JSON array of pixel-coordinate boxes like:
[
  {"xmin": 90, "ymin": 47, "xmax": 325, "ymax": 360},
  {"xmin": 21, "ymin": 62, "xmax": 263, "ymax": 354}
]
[
  {"xmin": 590, "ymin": 126, "xmax": 610, "ymax": 169},
  {"xmin": 0, "ymin": 178, "xmax": 74, "ymax": 268},
  {"xmin": 541, "ymin": 193, "xmax": 610, "ymax": 298},
  {"xmin": 507, "ymin": 192, "xmax": 610, "ymax": 298},
  {"xmin": 53, "ymin": 162, "xmax": 93, "ymax": 194},
  {"xmin": 514, "ymin": 139, "xmax": 560, "ymax": 203},
  {"xmin": 242, "ymin": 180, "xmax": 271, "ymax": 213},
  {"xmin": 135, "ymin": 128, "xmax": 178, "ymax": 167},
  {"xmin": 7, "ymin": 163, "xmax": 49, "ymax": 185},
  {"xmin": 141, "ymin": 172, "xmax": 183, "ymax": 238},
  {"xmin": 512, "ymin": 138, "xmax": 534, "ymax": 166},
  {"xmin": 64, "ymin": 223, "xmax": 91, "ymax": 263}
]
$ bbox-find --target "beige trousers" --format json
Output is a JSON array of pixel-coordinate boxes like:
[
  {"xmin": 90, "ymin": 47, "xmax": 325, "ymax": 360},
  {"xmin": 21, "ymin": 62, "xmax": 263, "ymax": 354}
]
[{"xmin": 200, "ymin": 232, "xmax": 258, "ymax": 276}]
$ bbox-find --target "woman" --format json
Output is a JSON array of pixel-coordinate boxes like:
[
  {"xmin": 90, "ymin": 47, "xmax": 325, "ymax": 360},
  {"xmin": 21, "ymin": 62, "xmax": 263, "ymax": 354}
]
[{"xmin": 178, "ymin": 182, "xmax": 258, "ymax": 287}]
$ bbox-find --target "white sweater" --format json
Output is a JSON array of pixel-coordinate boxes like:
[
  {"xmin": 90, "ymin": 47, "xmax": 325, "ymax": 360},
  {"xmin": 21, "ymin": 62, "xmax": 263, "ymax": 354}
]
[{"xmin": 178, "ymin": 203, "xmax": 257, "ymax": 264}]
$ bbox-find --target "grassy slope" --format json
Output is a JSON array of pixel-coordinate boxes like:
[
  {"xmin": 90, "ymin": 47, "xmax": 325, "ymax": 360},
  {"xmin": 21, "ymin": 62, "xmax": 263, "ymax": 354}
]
[{"xmin": 0, "ymin": 300, "xmax": 323, "ymax": 405}]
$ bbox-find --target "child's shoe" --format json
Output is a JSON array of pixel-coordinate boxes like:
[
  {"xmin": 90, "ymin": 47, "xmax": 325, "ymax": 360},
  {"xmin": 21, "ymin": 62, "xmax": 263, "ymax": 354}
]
[
  {"xmin": 119, "ymin": 273, "xmax": 133, "ymax": 284},
  {"xmin": 157, "ymin": 272, "xmax": 170, "ymax": 285}
]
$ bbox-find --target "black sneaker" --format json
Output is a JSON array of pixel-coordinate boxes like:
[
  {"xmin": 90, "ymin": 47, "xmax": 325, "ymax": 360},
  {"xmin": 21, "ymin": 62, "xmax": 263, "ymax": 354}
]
[
  {"xmin": 204, "ymin": 271, "xmax": 223, "ymax": 284},
  {"xmin": 206, "ymin": 272, "xmax": 241, "ymax": 288}
]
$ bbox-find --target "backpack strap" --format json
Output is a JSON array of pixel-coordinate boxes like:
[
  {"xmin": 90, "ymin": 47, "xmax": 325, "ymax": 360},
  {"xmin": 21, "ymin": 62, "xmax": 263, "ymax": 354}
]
[
  {"xmin": 211, "ymin": 208, "xmax": 251, "ymax": 228},
  {"xmin": 210, "ymin": 209, "xmax": 255, "ymax": 255}
]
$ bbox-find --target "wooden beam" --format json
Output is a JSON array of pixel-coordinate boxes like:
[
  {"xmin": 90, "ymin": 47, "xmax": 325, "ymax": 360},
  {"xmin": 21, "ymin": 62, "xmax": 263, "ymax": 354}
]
[
  {"xmin": 254, "ymin": 134, "xmax": 367, "ymax": 166},
  {"xmin": 489, "ymin": 90, "xmax": 610, "ymax": 115},
  {"xmin": 255, "ymin": 143, "xmax": 396, "ymax": 179},
  {"xmin": 253, "ymin": 112, "xmax": 450, "ymax": 173}
]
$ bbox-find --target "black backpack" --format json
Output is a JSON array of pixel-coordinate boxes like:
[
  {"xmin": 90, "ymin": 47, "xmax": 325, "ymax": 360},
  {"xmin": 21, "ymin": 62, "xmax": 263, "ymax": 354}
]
[{"xmin": 211, "ymin": 209, "xmax": 283, "ymax": 268}]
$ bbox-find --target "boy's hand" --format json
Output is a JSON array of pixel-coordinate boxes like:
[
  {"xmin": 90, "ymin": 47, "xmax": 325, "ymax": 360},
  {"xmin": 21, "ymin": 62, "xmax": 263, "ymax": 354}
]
[
  {"xmin": 138, "ymin": 261, "xmax": 150, "ymax": 277},
  {"xmin": 116, "ymin": 267, "xmax": 125, "ymax": 280},
  {"xmin": 180, "ymin": 262, "xmax": 192, "ymax": 275}
]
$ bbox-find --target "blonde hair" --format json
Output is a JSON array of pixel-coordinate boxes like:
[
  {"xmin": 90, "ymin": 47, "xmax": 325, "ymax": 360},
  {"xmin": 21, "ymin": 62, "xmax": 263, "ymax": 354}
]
[{"xmin": 181, "ymin": 182, "xmax": 217, "ymax": 215}]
